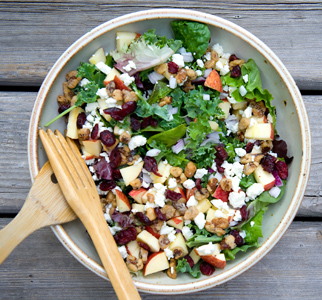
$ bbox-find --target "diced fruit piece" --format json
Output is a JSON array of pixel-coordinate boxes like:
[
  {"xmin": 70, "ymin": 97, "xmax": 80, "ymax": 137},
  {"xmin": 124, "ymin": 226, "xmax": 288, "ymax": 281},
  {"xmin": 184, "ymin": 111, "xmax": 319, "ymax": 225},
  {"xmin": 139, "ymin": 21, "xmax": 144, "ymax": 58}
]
[
  {"xmin": 174, "ymin": 187, "xmax": 186, "ymax": 202},
  {"xmin": 186, "ymin": 187, "xmax": 197, "ymax": 200},
  {"xmin": 103, "ymin": 68, "xmax": 121, "ymax": 85},
  {"xmin": 116, "ymin": 31, "xmax": 140, "ymax": 52},
  {"xmin": 81, "ymin": 146, "xmax": 96, "ymax": 160},
  {"xmin": 204, "ymin": 69, "xmax": 223, "ymax": 92},
  {"xmin": 196, "ymin": 199, "xmax": 212, "ymax": 213},
  {"xmin": 115, "ymin": 190, "xmax": 131, "ymax": 212},
  {"xmin": 232, "ymin": 109, "xmax": 242, "ymax": 120},
  {"xmin": 245, "ymin": 123, "xmax": 274, "ymax": 141},
  {"xmin": 209, "ymin": 120, "xmax": 219, "ymax": 131},
  {"xmin": 250, "ymin": 115, "xmax": 267, "ymax": 124},
  {"xmin": 129, "ymin": 188, "xmax": 148, "ymax": 204},
  {"xmin": 195, "ymin": 243, "xmax": 221, "ymax": 257},
  {"xmin": 126, "ymin": 240, "xmax": 140, "ymax": 259},
  {"xmin": 97, "ymin": 98, "xmax": 112, "ymax": 122},
  {"xmin": 168, "ymin": 233, "xmax": 189, "ymax": 257},
  {"xmin": 143, "ymin": 252, "xmax": 169, "ymax": 276},
  {"xmin": 232, "ymin": 101, "xmax": 247, "ymax": 110},
  {"xmin": 145, "ymin": 225, "xmax": 161, "ymax": 239},
  {"xmin": 206, "ymin": 208, "xmax": 217, "ymax": 221},
  {"xmin": 198, "ymin": 253, "xmax": 226, "ymax": 269},
  {"xmin": 89, "ymin": 47, "xmax": 106, "ymax": 64},
  {"xmin": 66, "ymin": 107, "xmax": 85, "ymax": 139},
  {"xmin": 189, "ymin": 248, "xmax": 201, "ymax": 265},
  {"xmin": 213, "ymin": 185, "xmax": 230, "ymax": 202},
  {"xmin": 166, "ymin": 216, "xmax": 184, "ymax": 230},
  {"xmin": 150, "ymin": 161, "xmax": 172, "ymax": 184},
  {"xmin": 131, "ymin": 203, "xmax": 145, "ymax": 213},
  {"xmin": 114, "ymin": 75, "xmax": 131, "ymax": 91},
  {"xmin": 218, "ymin": 100, "xmax": 231, "ymax": 120},
  {"xmin": 137, "ymin": 230, "xmax": 160, "ymax": 252},
  {"xmin": 82, "ymin": 140, "xmax": 102, "ymax": 157},
  {"xmin": 253, "ymin": 164, "xmax": 276, "ymax": 191},
  {"xmin": 120, "ymin": 161, "xmax": 144, "ymax": 186}
]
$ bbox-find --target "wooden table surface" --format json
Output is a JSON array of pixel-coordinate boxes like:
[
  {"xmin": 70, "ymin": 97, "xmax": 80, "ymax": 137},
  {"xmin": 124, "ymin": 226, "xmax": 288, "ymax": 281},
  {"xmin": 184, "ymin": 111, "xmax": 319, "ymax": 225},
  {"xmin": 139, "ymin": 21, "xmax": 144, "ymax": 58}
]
[{"xmin": 0, "ymin": 1, "xmax": 321, "ymax": 299}]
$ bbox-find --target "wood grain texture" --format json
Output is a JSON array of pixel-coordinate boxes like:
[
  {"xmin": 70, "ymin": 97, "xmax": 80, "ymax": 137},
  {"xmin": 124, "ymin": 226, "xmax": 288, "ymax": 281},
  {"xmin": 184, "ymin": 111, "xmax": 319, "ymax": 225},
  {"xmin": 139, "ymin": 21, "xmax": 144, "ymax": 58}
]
[
  {"xmin": 0, "ymin": 92, "xmax": 321, "ymax": 216},
  {"xmin": 0, "ymin": 219, "xmax": 321, "ymax": 299},
  {"xmin": 0, "ymin": 0, "xmax": 321, "ymax": 89}
]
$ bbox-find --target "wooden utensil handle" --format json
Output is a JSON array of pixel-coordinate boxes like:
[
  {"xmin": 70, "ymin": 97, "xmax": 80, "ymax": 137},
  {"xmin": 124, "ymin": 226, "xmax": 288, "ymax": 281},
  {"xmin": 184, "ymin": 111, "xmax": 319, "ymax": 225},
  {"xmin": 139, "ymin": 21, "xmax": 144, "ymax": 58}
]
[{"xmin": 84, "ymin": 213, "xmax": 141, "ymax": 300}]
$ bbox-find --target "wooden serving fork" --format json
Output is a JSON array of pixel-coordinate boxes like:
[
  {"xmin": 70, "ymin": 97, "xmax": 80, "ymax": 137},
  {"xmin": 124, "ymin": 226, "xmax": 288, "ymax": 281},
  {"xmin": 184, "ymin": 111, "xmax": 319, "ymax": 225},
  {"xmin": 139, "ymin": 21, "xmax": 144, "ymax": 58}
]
[{"xmin": 38, "ymin": 129, "xmax": 141, "ymax": 300}]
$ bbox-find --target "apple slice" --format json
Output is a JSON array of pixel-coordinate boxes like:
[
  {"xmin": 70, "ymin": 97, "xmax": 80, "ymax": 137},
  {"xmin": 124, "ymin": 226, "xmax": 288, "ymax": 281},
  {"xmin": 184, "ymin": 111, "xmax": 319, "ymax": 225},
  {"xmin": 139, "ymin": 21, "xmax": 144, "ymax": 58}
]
[
  {"xmin": 115, "ymin": 189, "xmax": 131, "ymax": 212},
  {"xmin": 66, "ymin": 106, "xmax": 85, "ymax": 139},
  {"xmin": 143, "ymin": 252, "xmax": 169, "ymax": 276},
  {"xmin": 129, "ymin": 187, "xmax": 148, "ymax": 204},
  {"xmin": 232, "ymin": 101, "xmax": 247, "ymax": 110},
  {"xmin": 166, "ymin": 216, "xmax": 184, "ymax": 230},
  {"xmin": 96, "ymin": 98, "xmax": 112, "ymax": 122},
  {"xmin": 103, "ymin": 68, "xmax": 121, "ymax": 85},
  {"xmin": 145, "ymin": 225, "xmax": 161, "ymax": 239},
  {"xmin": 209, "ymin": 120, "xmax": 219, "ymax": 131},
  {"xmin": 206, "ymin": 208, "xmax": 217, "ymax": 222},
  {"xmin": 116, "ymin": 31, "xmax": 140, "ymax": 52},
  {"xmin": 82, "ymin": 140, "xmax": 102, "ymax": 157},
  {"xmin": 253, "ymin": 164, "xmax": 275, "ymax": 191},
  {"xmin": 126, "ymin": 240, "xmax": 140, "ymax": 259},
  {"xmin": 245, "ymin": 123, "xmax": 274, "ymax": 141},
  {"xmin": 196, "ymin": 199, "xmax": 212, "ymax": 213},
  {"xmin": 250, "ymin": 115, "xmax": 267, "ymax": 124},
  {"xmin": 120, "ymin": 161, "xmax": 144, "ymax": 186},
  {"xmin": 89, "ymin": 47, "xmax": 106, "ymax": 64},
  {"xmin": 218, "ymin": 100, "xmax": 231, "ymax": 120},
  {"xmin": 213, "ymin": 185, "xmax": 230, "ymax": 202},
  {"xmin": 189, "ymin": 248, "xmax": 201, "ymax": 265},
  {"xmin": 81, "ymin": 146, "xmax": 96, "ymax": 161},
  {"xmin": 137, "ymin": 230, "xmax": 160, "ymax": 252},
  {"xmin": 198, "ymin": 253, "xmax": 226, "ymax": 269},
  {"xmin": 150, "ymin": 161, "xmax": 172, "ymax": 184},
  {"xmin": 168, "ymin": 233, "xmax": 189, "ymax": 257},
  {"xmin": 174, "ymin": 187, "xmax": 186, "ymax": 202},
  {"xmin": 113, "ymin": 75, "xmax": 131, "ymax": 91},
  {"xmin": 131, "ymin": 203, "xmax": 145, "ymax": 213},
  {"xmin": 204, "ymin": 69, "xmax": 223, "ymax": 92},
  {"xmin": 186, "ymin": 187, "xmax": 197, "ymax": 200}
]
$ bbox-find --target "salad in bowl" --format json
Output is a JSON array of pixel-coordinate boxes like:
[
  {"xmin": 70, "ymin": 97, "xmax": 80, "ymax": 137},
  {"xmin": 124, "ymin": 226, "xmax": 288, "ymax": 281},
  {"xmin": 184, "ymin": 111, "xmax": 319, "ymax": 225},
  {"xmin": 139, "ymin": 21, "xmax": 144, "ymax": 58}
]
[{"xmin": 46, "ymin": 20, "xmax": 291, "ymax": 279}]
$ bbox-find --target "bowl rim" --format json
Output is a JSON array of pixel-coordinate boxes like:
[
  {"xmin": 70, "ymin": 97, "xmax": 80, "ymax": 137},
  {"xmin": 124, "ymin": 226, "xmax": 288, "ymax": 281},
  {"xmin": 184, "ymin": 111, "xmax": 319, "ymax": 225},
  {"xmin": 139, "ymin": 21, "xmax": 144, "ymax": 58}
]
[{"xmin": 28, "ymin": 8, "xmax": 311, "ymax": 294}]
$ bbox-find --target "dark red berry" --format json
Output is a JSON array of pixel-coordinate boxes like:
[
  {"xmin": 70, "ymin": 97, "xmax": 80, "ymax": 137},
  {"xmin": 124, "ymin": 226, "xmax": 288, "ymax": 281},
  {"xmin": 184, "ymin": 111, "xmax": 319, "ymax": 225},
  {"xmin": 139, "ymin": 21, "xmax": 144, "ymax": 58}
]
[
  {"xmin": 136, "ymin": 212, "xmax": 153, "ymax": 226},
  {"xmin": 195, "ymin": 178, "xmax": 202, "ymax": 190},
  {"xmin": 130, "ymin": 116, "xmax": 141, "ymax": 131},
  {"xmin": 261, "ymin": 154, "xmax": 277, "ymax": 173},
  {"xmin": 103, "ymin": 107, "xmax": 126, "ymax": 121},
  {"xmin": 91, "ymin": 123, "xmax": 99, "ymax": 139},
  {"xmin": 275, "ymin": 160, "xmax": 288, "ymax": 180},
  {"xmin": 58, "ymin": 103, "xmax": 71, "ymax": 114},
  {"xmin": 114, "ymin": 226, "xmax": 137, "ymax": 245},
  {"xmin": 137, "ymin": 241, "xmax": 150, "ymax": 252},
  {"xmin": 109, "ymin": 148, "xmax": 122, "ymax": 169},
  {"xmin": 200, "ymin": 261, "xmax": 215, "ymax": 276},
  {"xmin": 272, "ymin": 139, "xmax": 288, "ymax": 160},
  {"xmin": 154, "ymin": 207, "xmax": 166, "ymax": 221},
  {"xmin": 184, "ymin": 255, "xmax": 194, "ymax": 268},
  {"xmin": 144, "ymin": 156, "xmax": 162, "ymax": 177},
  {"xmin": 245, "ymin": 142, "xmax": 254, "ymax": 153},
  {"xmin": 122, "ymin": 101, "xmax": 137, "ymax": 115},
  {"xmin": 76, "ymin": 112, "xmax": 86, "ymax": 129},
  {"xmin": 229, "ymin": 54, "xmax": 239, "ymax": 62},
  {"xmin": 141, "ymin": 116, "xmax": 152, "ymax": 129},
  {"xmin": 150, "ymin": 118, "xmax": 158, "ymax": 127},
  {"xmin": 99, "ymin": 180, "xmax": 116, "ymax": 191},
  {"xmin": 231, "ymin": 65, "xmax": 242, "ymax": 77},
  {"xmin": 113, "ymin": 168, "xmax": 122, "ymax": 180},
  {"xmin": 240, "ymin": 205, "xmax": 248, "ymax": 220},
  {"xmin": 168, "ymin": 61, "xmax": 179, "ymax": 74},
  {"xmin": 165, "ymin": 189, "xmax": 182, "ymax": 201},
  {"xmin": 230, "ymin": 229, "xmax": 244, "ymax": 246},
  {"xmin": 100, "ymin": 130, "xmax": 116, "ymax": 147},
  {"xmin": 215, "ymin": 144, "xmax": 228, "ymax": 161}
]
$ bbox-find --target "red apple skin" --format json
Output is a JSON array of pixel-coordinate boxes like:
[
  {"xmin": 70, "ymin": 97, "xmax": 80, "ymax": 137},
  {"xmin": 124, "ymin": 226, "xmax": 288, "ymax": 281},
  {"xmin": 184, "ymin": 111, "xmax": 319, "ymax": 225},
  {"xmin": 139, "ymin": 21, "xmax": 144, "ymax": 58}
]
[
  {"xmin": 186, "ymin": 187, "xmax": 197, "ymax": 200},
  {"xmin": 113, "ymin": 75, "xmax": 131, "ymax": 91},
  {"xmin": 264, "ymin": 179, "xmax": 276, "ymax": 191},
  {"xmin": 204, "ymin": 70, "xmax": 223, "ymax": 92},
  {"xmin": 115, "ymin": 189, "xmax": 131, "ymax": 210},
  {"xmin": 172, "ymin": 217, "xmax": 183, "ymax": 225},
  {"xmin": 143, "ymin": 252, "xmax": 163, "ymax": 276},
  {"xmin": 177, "ymin": 187, "xmax": 186, "ymax": 201},
  {"xmin": 213, "ymin": 185, "xmax": 230, "ymax": 202},
  {"xmin": 195, "ymin": 250, "xmax": 226, "ymax": 269},
  {"xmin": 145, "ymin": 226, "xmax": 160, "ymax": 239},
  {"xmin": 84, "ymin": 155, "xmax": 95, "ymax": 160},
  {"xmin": 270, "ymin": 123, "xmax": 274, "ymax": 140},
  {"xmin": 129, "ymin": 188, "xmax": 147, "ymax": 202}
]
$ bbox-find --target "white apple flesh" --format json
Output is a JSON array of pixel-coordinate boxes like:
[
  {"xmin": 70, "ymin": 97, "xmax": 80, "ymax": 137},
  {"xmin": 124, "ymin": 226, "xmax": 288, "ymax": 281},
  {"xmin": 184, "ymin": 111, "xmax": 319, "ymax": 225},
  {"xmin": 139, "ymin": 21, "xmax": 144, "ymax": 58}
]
[
  {"xmin": 137, "ymin": 230, "xmax": 160, "ymax": 252},
  {"xmin": 120, "ymin": 161, "xmax": 144, "ymax": 186},
  {"xmin": 143, "ymin": 252, "xmax": 169, "ymax": 276},
  {"xmin": 253, "ymin": 164, "xmax": 276, "ymax": 190}
]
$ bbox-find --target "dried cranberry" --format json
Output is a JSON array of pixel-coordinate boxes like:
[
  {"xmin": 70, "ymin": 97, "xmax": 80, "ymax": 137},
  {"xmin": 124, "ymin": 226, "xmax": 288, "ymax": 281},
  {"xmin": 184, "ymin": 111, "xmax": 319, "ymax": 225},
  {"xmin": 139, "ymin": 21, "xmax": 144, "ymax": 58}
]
[
  {"xmin": 230, "ymin": 65, "xmax": 242, "ymax": 78},
  {"xmin": 184, "ymin": 255, "xmax": 194, "ymax": 268},
  {"xmin": 195, "ymin": 178, "xmax": 202, "ymax": 191},
  {"xmin": 200, "ymin": 261, "xmax": 215, "ymax": 276},
  {"xmin": 245, "ymin": 142, "xmax": 254, "ymax": 153},
  {"xmin": 144, "ymin": 156, "xmax": 162, "ymax": 177},
  {"xmin": 136, "ymin": 212, "xmax": 153, "ymax": 226},
  {"xmin": 165, "ymin": 189, "xmax": 182, "ymax": 201},
  {"xmin": 76, "ymin": 112, "xmax": 86, "ymax": 129},
  {"xmin": 113, "ymin": 169, "xmax": 122, "ymax": 180},
  {"xmin": 230, "ymin": 229, "xmax": 244, "ymax": 246},
  {"xmin": 122, "ymin": 101, "xmax": 137, "ymax": 115},
  {"xmin": 111, "ymin": 210, "xmax": 133, "ymax": 229},
  {"xmin": 114, "ymin": 226, "xmax": 137, "ymax": 245},
  {"xmin": 276, "ymin": 160, "xmax": 288, "ymax": 180},
  {"xmin": 141, "ymin": 116, "xmax": 152, "ymax": 129},
  {"xmin": 99, "ymin": 180, "xmax": 117, "ymax": 191},
  {"xmin": 215, "ymin": 157, "xmax": 225, "ymax": 174},
  {"xmin": 104, "ymin": 107, "xmax": 127, "ymax": 121},
  {"xmin": 229, "ymin": 54, "xmax": 239, "ymax": 62},
  {"xmin": 58, "ymin": 103, "xmax": 71, "ymax": 114},
  {"xmin": 240, "ymin": 205, "xmax": 248, "ymax": 220},
  {"xmin": 100, "ymin": 130, "xmax": 116, "ymax": 147},
  {"xmin": 168, "ymin": 61, "xmax": 179, "ymax": 74},
  {"xmin": 272, "ymin": 139, "xmax": 288, "ymax": 160},
  {"xmin": 154, "ymin": 207, "xmax": 166, "ymax": 221},
  {"xmin": 130, "ymin": 116, "xmax": 141, "ymax": 131},
  {"xmin": 215, "ymin": 144, "xmax": 228, "ymax": 161},
  {"xmin": 109, "ymin": 148, "xmax": 122, "ymax": 169},
  {"xmin": 138, "ymin": 241, "xmax": 150, "ymax": 252},
  {"xmin": 91, "ymin": 123, "xmax": 99, "ymax": 139},
  {"xmin": 261, "ymin": 154, "xmax": 277, "ymax": 173}
]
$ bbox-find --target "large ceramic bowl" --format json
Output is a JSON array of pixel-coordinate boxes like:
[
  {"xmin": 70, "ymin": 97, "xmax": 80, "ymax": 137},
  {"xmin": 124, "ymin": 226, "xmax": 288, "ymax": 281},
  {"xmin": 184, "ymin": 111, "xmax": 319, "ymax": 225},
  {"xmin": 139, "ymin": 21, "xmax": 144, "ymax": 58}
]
[{"xmin": 28, "ymin": 9, "xmax": 311, "ymax": 294}]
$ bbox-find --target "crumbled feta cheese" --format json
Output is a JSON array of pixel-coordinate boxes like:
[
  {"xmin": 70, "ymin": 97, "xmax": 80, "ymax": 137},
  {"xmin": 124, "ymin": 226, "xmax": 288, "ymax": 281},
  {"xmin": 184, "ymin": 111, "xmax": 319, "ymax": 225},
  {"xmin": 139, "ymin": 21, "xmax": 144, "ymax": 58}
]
[
  {"xmin": 229, "ymin": 191, "xmax": 246, "ymax": 208},
  {"xmin": 182, "ymin": 226, "xmax": 194, "ymax": 241},
  {"xmin": 194, "ymin": 168, "xmax": 208, "ymax": 179},
  {"xmin": 194, "ymin": 212, "xmax": 206, "ymax": 229},
  {"xmin": 227, "ymin": 95, "xmax": 237, "ymax": 104},
  {"xmin": 215, "ymin": 60, "xmax": 223, "ymax": 70},
  {"xmin": 172, "ymin": 54, "xmax": 185, "ymax": 68},
  {"xmin": 203, "ymin": 94, "xmax": 210, "ymax": 101},
  {"xmin": 186, "ymin": 195, "xmax": 198, "ymax": 207},
  {"xmin": 239, "ymin": 230, "xmax": 246, "ymax": 239},
  {"xmin": 83, "ymin": 157, "xmax": 95, "ymax": 165},
  {"xmin": 118, "ymin": 245, "xmax": 128, "ymax": 259},
  {"xmin": 96, "ymin": 62, "xmax": 111, "ymax": 75},
  {"xmin": 86, "ymin": 114, "xmax": 94, "ymax": 123},
  {"xmin": 128, "ymin": 135, "xmax": 147, "ymax": 150},
  {"xmin": 212, "ymin": 43, "xmax": 224, "ymax": 56},
  {"xmin": 145, "ymin": 201, "xmax": 157, "ymax": 210},
  {"xmin": 167, "ymin": 177, "xmax": 177, "ymax": 189},
  {"xmin": 123, "ymin": 60, "xmax": 137, "ymax": 72},
  {"xmin": 164, "ymin": 247, "xmax": 174, "ymax": 260},
  {"xmin": 85, "ymin": 103, "xmax": 99, "ymax": 113},
  {"xmin": 108, "ymin": 225, "xmax": 122, "ymax": 235},
  {"xmin": 79, "ymin": 78, "xmax": 90, "ymax": 87},
  {"xmin": 239, "ymin": 85, "xmax": 247, "ymax": 97},
  {"xmin": 183, "ymin": 179, "xmax": 196, "ymax": 190},
  {"xmin": 204, "ymin": 51, "xmax": 212, "ymax": 61},
  {"xmin": 214, "ymin": 210, "xmax": 225, "ymax": 218},
  {"xmin": 249, "ymin": 117, "xmax": 257, "ymax": 128},
  {"xmin": 220, "ymin": 64, "xmax": 230, "ymax": 76},
  {"xmin": 233, "ymin": 210, "xmax": 242, "ymax": 222},
  {"xmin": 196, "ymin": 70, "xmax": 203, "ymax": 77},
  {"xmin": 223, "ymin": 85, "xmax": 229, "ymax": 92},
  {"xmin": 141, "ymin": 181, "xmax": 150, "ymax": 189},
  {"xmin": 160, "ymin": 223, "xmax": 176, "ymax": 242},
  {"xmin": 242, "ymin": 106, "xmax": 253, "ymax": 118},
  {"xmin": 119, "ymin": 73, "xmax": 135, "ymax": 86},
  {"xmin": 246, "ymin": 183, "xmax": 265, "ymax": 200},
  {"xmin": 268, "ymin": 151, "xmax": 278, "ymax": 158},
  {"xmin": 184, "ymin": 220, "xmax": 191, "ymax": 225},
  {"xmin": 211, "ymin": 199, "xmax": 229, "ymax": 210},
  {"xmin": 196, "ymin": 59, "xmax": 204, "ymax": 68},
  {"xmin": 103, "ymin": 209, "xmax": 112, "ymax": 223},
  {"xmin": 96, "ymin": 87, "xmax": 108, "ymax": 100},
  {"xmin": 267, "ymin": 113, "xmax": 273, "ymax": 123},
  {"xmin": 235, "ymin": 148, "xmax": 246, "ymax": 157},
  {"xmin": 230, "ymin": 176, "xmax": 241, "ymax": 193},
  {"xmin": 213, "ymin": 171, "xmax": 223, "ymax": 182},
  {"xmin": 250, "ymin": 221, "xmax": 255, "ymax": 227},
  {"xmin": 243, "ymin": 74, "xmax": 249, "ymax": 83},
  {"xmin": 196, "ymin": 242, "xmax": 220, "ymax": 256}
]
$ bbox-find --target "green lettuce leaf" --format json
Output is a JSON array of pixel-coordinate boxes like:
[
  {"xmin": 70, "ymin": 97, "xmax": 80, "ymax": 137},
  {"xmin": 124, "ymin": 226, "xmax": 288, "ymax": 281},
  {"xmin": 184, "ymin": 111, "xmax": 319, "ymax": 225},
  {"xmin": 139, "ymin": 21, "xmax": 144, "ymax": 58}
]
[
  {"xmin": 147, "ymin": 124, "xmax": 187, "ymax": 147},
  {"xmin": 186, "ymin": 223, "xmax": 223, "ymax": 248},
  {"xmin": 75, "ymin": 82, "xmax": 99, "ymax": 106},
  {"xmin": 191, "ymin": 143, "xmax": 216, "ymax": 169},
  {"xmin": 242, "ymin": 208, "xmax": 267, "ymax": 244},
  {"xmin": 176, "ymin": 258, "xmax": 201, "ymax": 278},
  {"xmin": 239, "ymin": 173, "xmax": 256, "ymax": 190},
  {"xmin": 135, "ymin": 98, "xmax": 171, "ymax": 121},
  {"xmin": 257, "ymin": 182, "xmax": 286, "ymax": 204},
  {"xmin": 223, "ymin": 243, "xmax": 259, "ymax": 261},
  {"xmin": 147, "ymin": 81, "xmax": 172, "ymax": 104},
  {"xmin": 142, "ymin": 29, "xmax": 182, "ymax": 52}
]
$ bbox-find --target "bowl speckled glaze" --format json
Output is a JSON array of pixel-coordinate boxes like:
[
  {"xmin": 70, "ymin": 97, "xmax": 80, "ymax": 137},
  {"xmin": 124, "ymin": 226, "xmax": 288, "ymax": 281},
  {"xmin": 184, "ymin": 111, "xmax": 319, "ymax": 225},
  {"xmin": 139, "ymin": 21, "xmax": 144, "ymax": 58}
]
[{"xmin": 28, "ymin": 9, "xmax": 311, "ymax": 294}]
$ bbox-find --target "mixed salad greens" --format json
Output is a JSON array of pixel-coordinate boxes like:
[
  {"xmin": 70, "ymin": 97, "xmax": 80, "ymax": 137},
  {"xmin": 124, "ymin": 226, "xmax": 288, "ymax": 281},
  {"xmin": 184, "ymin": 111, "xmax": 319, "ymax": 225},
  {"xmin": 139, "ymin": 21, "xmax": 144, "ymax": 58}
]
[{"xmin": 49, "ymin": 20, "xmax": 291, "ymax": 279}]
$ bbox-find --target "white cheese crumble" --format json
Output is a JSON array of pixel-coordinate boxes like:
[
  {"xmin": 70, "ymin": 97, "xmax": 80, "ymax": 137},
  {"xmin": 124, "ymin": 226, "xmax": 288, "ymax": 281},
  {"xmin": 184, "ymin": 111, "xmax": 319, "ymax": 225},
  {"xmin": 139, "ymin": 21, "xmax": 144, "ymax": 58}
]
[
  {"xmin": 249, "ymin": 117, "xmax": 257, "ymax": 128},
  {"xmin": 196, "ymin": 59, "xmax": 204, "ymax": 68},
  {"xmin": 233, "ymin": 210, "xmax": 242, "ymax": 222},
  {"xmin": 164, "ymin": 247, "xmax": 174, "ymax": 260},
  {"xmin": 242, "ymin": 106, "xmax": 253, "ymax": 118},
  {"xmin": 203, "ymin": 94, "xmax": 210, "ymax": 101},
  {"xmin": 196, "ymin": 70, "xmax": 203, "ymax": 77},
  {"xmin": 182, "ymin": 226, "xmax": 194, "ymax": 241},
  {"xmin": 183, "ymin": 179, "xmax": 196, "ymax": 190},
  {"xmin": 79, "ymin": 78, "xmax": 90, "ymax": 87},
  {"xmin": 186, "ymin": 195, "xmax": 198, "ymax": 207},
  {"xmin": 196, "ymin": 242, "xmax": 220, "ymax": 256},
  {"xmin": 246, "ymin": 183, "xmax": 265, "ymax": 200},
  {"xmin": 239, "ymin": 85, "xmax": 247, "ymax": 97},
  {"xmin": 194, "ymin": 168, "xmax": 208, "ymax": 179},
  {"xmin": 194, "ymin": 212, "xmax": 206, "ymax": 229},
  {"xmin": 167, "ymin": 177, "xmax": 177, "ymax": 189},
  {"xmin": 212, "ymin": 43, "xmax": 224, "ymax": 56},
  {"xmin": 267, "ymin": 113, "xmax": 273, "ymax": 123},
  {"xmin": 239, "ymin": 230, "xmax": 246, "ymax": 239},
  {"xmin": 235, "ymin": 148, "xmax": 246, "ymax": 157},
  {"xmin": 250, "ymin": 221, "xmax": 255, "ymax": 227},
  {"xmin": 243, "ymin": 74, "xmax": 249, "ymax": 83},
  {"xmin": 95, "ymin": 62, "xmax": 111, "ymax": 75},
  {"xmin": 229, "ymin": 191, "xmax": 246, "ymax": 208},
  {"xmin": 119, "ymin": 73, "xmax": 135, "ymax": 86},
  {"xmin": 172, "ymin": 53, "xmax": 185, "ymax": 68},
  {"xmin": 85, "ymin": 102, "xmax": 99, "ymax": 112},
  {"xmin": 118, "ymin": 245, "xmax": 128, "ymax": 259},
  {"xmin": 128, "ymin": 135, "xmax": 147, "ymax": 150},
  {"xmin": 123, "ymin": 60, "xmax": 137, "ymax": 72},
  {"xmin": 96, "ymin": 88, "xmax": 108, "ymax": 100}
]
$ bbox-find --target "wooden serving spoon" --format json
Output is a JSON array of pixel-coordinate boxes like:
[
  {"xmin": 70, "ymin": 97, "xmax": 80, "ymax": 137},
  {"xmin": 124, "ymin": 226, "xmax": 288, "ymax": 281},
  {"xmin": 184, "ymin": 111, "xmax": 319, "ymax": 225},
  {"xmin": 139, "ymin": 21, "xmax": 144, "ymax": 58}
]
[{"xmin": 0, "ymin": 161, "xmax": 77, "ymax": 264}]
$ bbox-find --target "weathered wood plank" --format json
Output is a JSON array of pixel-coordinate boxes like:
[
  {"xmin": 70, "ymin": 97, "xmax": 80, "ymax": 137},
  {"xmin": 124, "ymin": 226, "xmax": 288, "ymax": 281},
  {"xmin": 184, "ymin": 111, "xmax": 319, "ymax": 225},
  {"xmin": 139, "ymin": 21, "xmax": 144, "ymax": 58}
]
[
  {"xmin": 0, "ymin": 92, "xmax": 321, "ymax": 216},
  {"xmin": 0, "ymin": 1, "xmax": 321, "ymax": 89},
  {"xmin": 0, "ymin": 219, "xmax": 321, "ymax": 299}
]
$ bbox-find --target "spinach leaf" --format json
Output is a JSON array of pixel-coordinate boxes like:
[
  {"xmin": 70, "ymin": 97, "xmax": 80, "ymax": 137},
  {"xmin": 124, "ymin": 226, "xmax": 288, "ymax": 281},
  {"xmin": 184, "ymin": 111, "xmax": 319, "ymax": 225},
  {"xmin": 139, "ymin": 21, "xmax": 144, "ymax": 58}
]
[
  {"xmin": 147, "ymin": 124, "xmax": 187, "ymax": 147},
  {"xmin": 242, "ymin": 208, "xmax": 267, "ymax": 244},
  {"xmin": 171, "ymin": 21, "xmax": 211, "ymax": 59},
  {"xmin": 147, "ymin": 81, "xmax": 172, "ymax": 104},
  {"xmin": 176, "ymin": 258, "xmax": 201, "ymax": 278},
  {"xmin": 257, "ymin": 182, "xmax": 286, "ymax": 204}
]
